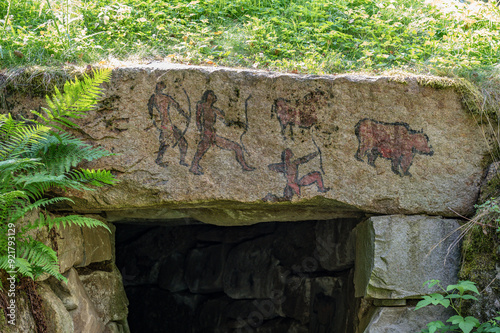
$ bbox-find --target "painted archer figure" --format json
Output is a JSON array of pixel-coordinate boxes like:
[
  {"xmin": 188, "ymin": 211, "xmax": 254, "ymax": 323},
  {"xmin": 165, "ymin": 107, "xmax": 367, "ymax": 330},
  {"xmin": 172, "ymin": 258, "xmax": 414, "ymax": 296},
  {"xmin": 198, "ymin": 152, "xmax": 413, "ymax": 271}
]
[
  {"xmin": 263, "ymin": 148, "xmax": 329, "ymax": 202},
  {"xmin": 147, "ymin": 82, "xmax": 191, "ymax": 167},
  {"xmin": 189, "ymin": 90, "xmax": 255, "ymax": 175}
]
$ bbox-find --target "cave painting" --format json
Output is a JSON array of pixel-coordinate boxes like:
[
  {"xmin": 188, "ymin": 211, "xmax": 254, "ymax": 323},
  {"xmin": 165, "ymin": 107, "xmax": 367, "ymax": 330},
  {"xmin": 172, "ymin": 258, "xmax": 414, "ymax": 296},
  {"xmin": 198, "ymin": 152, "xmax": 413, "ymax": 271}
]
[
  {"xmin": 272, "ymin": 90, "xmax": 327, "ymax": 174},
  {"xmin": 271, "ymin": 90, "xmax": 325, "ymax": 140},
  {"xmin": 354, "ymin": 118, "xmax": 434, "ymax": 177},
  {"xmin": 263, "ymin": 148, "xmax": 330, "ymax": 202},
  {"xmin": 189, "ymin": 90, "xmax": 255, "ymax": 175},
  {"xmin": 148, "ymin": 82, "xmax": 191, "ymax": 167}
]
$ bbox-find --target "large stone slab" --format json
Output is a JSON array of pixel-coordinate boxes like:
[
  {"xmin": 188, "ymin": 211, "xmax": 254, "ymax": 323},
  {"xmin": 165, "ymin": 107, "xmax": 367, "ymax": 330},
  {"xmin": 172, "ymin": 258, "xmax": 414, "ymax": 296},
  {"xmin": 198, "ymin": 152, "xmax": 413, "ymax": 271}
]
[
  {"xmin": 354, "ymin": 215, "xmax": 461, "ymax": 299},
  {"xmin": 57, "ymin": 224, "xmax": 85, "ymax": 273},
  {"xmin": 4, "ymin": 64, "xmax": 487, "ymax": 224}
]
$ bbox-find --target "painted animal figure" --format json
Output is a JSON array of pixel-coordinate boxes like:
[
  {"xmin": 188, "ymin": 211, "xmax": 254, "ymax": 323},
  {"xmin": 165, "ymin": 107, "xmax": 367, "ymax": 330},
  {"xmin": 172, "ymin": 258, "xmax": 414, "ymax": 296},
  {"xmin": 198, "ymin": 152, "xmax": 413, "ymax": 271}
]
[
  {"xmin": 271, "ymin": 90, "xmax": 325, "ymax": 140},
  {"xmin": 354, "ymin": 118, "xmax": 434, "ymax": 176}
]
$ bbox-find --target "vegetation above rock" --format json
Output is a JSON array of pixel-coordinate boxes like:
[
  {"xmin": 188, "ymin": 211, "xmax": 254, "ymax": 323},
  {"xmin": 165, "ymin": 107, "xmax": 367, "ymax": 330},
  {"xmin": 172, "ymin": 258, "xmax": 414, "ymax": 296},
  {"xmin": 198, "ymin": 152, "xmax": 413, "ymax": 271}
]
[{"xmin": 0, "ymin": 0, "xmax": 499, "ymax": 75}]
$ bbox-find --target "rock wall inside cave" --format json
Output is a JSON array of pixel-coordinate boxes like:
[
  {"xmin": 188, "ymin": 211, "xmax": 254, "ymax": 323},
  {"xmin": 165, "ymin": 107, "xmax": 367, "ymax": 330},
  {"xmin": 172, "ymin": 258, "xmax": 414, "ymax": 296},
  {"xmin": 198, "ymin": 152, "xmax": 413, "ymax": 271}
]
[{"xmin": 115, "ymin": 220, "xmax": 358, "ymax": 333}]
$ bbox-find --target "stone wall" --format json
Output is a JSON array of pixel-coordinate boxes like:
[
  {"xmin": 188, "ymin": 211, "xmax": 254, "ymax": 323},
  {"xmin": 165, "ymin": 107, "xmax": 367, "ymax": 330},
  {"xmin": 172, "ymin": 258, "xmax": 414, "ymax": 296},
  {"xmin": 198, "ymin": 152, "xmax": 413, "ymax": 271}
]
[{"xmin": 0, "ymin": 213, "xmax": 129, "ymax": 333}]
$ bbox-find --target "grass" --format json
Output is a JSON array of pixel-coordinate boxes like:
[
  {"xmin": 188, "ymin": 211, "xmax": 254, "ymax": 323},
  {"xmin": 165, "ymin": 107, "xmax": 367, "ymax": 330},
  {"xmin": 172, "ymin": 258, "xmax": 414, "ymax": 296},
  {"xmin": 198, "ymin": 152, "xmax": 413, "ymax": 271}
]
[{"xmin": 0, "ymin": 0, "xmax": 499, "ymax": 75}]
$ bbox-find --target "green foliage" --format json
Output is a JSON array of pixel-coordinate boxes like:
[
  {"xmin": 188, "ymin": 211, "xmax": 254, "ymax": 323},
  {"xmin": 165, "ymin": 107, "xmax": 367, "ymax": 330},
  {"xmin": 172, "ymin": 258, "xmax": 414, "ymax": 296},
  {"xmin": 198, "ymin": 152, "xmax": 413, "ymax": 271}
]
[
  {"xmin": 473, "ymin": 198, "xmax": 500, "ymax": 232},
  {"xmin": 1, "ymin": 0, "xmax": 499, "ymax": 75},
  {"xmin": 417, "ymin": 280, "xmax": 500, "ymax": 333},
  {"xmin": 29, "ymin": 132, "xmax": 113, "ymax": 176},
  {"xmin": 0, "ymin": 68, "xmax": 115, "ymax": 283},
  {"xmin": 31, "ymin": 68, "xmax": 112, "ymax": 131}
]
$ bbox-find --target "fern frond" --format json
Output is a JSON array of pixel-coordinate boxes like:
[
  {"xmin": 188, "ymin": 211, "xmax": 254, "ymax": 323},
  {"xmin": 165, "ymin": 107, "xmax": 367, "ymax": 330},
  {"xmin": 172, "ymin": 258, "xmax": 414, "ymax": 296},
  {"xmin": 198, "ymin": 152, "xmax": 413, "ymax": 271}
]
[
  {"xmin": 30, "ymin": 213, "xmax": 111, "ymax": 232},
  {"xmin": 0, "ymin": 190, "xmax": 29, "ymax": 224},
  {"xmin": 17, "ymin": 240, "xmax": 66, "ymax": 281},
  {"xmin": 0, "ymin": 256, "xmax": 12, "ymax": 272},
  {"xmin": 15, "ymin": 171, "xmax": 97, "ymax": 199},
  {"xmin": 0, "ymin": 114, "xmax": 50, "ymax": 160},
  {"xmin": 8, "ymin": 197, "xmax": 73, "ymax": 225},
  {"xmin": 0, "ymin": 158, "xmax": 41, "ymax": 173},
  {"xmin": 12, "ymin": 258, "xmax": 34, "ymax": 279},
  {"xmin": 69, "ymin": 168, "xmax": 117, "ymax": 186},
  {"xmin": 31, "ymin": 68, "xmax": 112, "ymax": 131},
  {"xmin": 28, "ymin": 132, "xmax": 113, "ymax": 175}
]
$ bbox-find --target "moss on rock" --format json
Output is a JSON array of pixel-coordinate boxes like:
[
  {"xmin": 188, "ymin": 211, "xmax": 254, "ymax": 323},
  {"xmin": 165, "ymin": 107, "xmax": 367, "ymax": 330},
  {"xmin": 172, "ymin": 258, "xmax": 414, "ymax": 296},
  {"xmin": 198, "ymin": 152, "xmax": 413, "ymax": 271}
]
[{"xmin": 459, "ymin": 224, "xmax": 499, "ymax": 287}]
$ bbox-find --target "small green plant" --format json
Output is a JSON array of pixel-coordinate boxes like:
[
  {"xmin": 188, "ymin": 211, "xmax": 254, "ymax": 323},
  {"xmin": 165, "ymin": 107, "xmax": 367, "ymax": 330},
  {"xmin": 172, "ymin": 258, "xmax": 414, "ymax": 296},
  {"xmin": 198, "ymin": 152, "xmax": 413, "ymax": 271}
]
[
  {"xmin": 417, "ymin": 279, "xmax": 500, "ymax": 333},
  {"xmin": 0, "ymin": 68, "xmax": 116, "ymax": 283},
  {"xmin": 473, "ymin": 198, "xmax": 500, "ymax": 233}
]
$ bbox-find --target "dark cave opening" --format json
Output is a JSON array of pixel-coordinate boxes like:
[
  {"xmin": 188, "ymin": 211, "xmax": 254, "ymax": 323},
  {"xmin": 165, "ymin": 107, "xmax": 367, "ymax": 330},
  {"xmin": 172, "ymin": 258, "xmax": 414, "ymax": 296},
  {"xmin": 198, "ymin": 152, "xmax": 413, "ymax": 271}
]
[{"xmin": 115, "ymin": 219, "xmax": 361, "ymax": 333}]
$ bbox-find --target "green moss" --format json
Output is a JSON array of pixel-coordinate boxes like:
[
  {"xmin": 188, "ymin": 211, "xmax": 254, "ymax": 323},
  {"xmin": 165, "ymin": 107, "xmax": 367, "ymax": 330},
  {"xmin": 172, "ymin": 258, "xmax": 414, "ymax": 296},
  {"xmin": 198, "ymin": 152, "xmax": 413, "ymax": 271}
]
[
  {"xmin": 459, "ymin": 224, "xmax": 499, "ymax": 289},
  {"xmin": 479, "ymin": 174, "xmax": 500, "ymax": 204}
]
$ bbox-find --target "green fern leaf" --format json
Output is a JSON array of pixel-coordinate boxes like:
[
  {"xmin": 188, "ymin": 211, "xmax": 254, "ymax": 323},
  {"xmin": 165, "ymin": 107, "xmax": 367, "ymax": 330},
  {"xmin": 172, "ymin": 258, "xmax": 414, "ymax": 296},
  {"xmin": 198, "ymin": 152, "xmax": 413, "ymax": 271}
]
[
  {"xmin": 17, "ymin": 240, "xmax": 66, "ymax": 281},
  {"xmin": 0, "ymin": 114, "xmax": 50, "ymax": 160},
  {"xmin": 70, "ymin": 168, "xmax": 117, "ymax": 186},
  {"xmin": 32, "ymin": 68, "xmax": 112, "ymax": 131},
  {"xmin": 28, "ymin": 132, "xmax": 113, "ymax": 175},
  {"xmin": 12, "ymin": 257, "xmax": 35, "ymax": 279},
  {"xmin": 9, "ymin": 197, "xmax": 73, "ymax": 225},
  {"xmin": 32, "ymin": 214, "xmax": 111, "ymax": 232}
]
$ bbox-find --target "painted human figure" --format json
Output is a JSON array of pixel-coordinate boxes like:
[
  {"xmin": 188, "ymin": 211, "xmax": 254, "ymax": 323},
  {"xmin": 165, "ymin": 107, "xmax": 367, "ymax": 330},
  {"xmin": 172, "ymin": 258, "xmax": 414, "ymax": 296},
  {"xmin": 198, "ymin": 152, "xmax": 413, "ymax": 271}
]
[
  {"xmin": 189, "ymin": 90, "xmax": 254, "ymax": 175},
  {"xmin": 147, "ymin": 82, "xmax": 190, "ymax": 167},
  {"xmin": 263, "ymin": 148, "xmax": 329, "ymax": 202}
]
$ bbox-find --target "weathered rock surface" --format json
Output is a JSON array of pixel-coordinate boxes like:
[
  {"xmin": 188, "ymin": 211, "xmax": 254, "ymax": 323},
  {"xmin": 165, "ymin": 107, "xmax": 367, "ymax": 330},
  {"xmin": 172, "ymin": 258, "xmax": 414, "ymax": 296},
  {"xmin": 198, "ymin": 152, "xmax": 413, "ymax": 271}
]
[
  {"xmin": 354, "ymin": 215, "xmax": 462, "ymax": 299},
  {"xmin": 65, "ymin": 268, "xmax": 107, "ymax": 333},
  {"xmin": 185, "ymin": 244, "xmax": 230, "ymax": 293},
  {"xmin": 37, "ymin": 283, "xmax": 75, "ymax": 333},
  {"xmin": 364, "ymin": 305, "xmax": 454, "ymax": 333},
  {"xmin": 223, "ymin": 235, "xmax": 283, "ymax": 299},
  {"xmin": 0, "ymin": 291, "xmax": 37, "ymax": 333},
  {"xmin": 4, "ymin": 64, "xmax": 486, "ymax": 225},
  {"xmin": 56, "ymin": 217, "xmax": 113, "ymax": 273},
  {"xmin": 79, "ymin": 265, "xmax": 129, "ymax": 324},
  {"xmin": 57, "ymin": 224, "xmax": 85, "ymax": 273},
  {"xmin": 80, "ymin": 222, "xmax": 113, "ymax": 267}
]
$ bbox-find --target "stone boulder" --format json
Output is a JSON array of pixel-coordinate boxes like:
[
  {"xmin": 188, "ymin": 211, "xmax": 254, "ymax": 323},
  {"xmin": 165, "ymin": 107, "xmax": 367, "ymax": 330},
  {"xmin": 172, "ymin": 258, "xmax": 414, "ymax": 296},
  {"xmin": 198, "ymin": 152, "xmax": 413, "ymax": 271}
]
[
  {"xmin": 79, "ymin": 265, "xmax": 129, "ymax": 325},
  {"xmin": 56, "ymin": 224, "xmax": 85, "ymax": 274},
  {"xmin": 354, "ymin": 215, "xmax": 462, "ymax": 299},
  {"xmin": 4, "ymin": 64, "xmax": 487, "ymax": 225},
  {"xmin": 55, "ymin": 216, "xmax": 113, "ymax": 273},
  {"xmin": 65, "ymin": 268, "xmax": 107, "ymax": 333},
  {"xmin": 37, "ymin": 283, "xmax": 74, "ymax": 333}
]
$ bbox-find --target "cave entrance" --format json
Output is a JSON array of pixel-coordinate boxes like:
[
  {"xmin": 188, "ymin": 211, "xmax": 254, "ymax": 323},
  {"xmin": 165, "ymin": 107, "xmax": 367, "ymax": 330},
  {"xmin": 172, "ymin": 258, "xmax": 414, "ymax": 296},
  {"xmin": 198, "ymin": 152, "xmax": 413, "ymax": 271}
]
[{"xmin": 115, "ymin": 218, "xmax": 361, "ymax": 333}]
